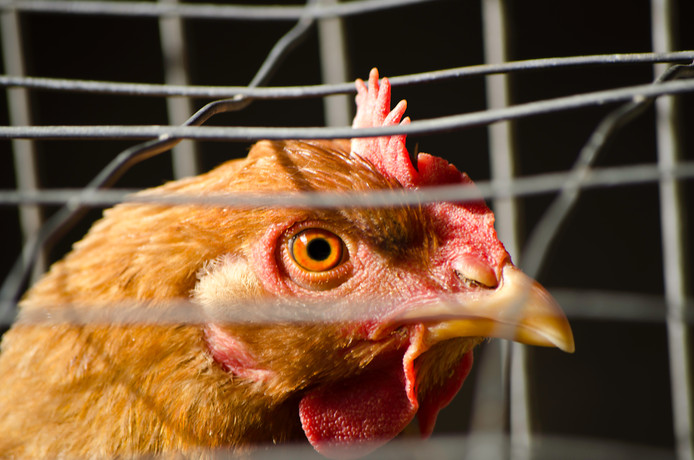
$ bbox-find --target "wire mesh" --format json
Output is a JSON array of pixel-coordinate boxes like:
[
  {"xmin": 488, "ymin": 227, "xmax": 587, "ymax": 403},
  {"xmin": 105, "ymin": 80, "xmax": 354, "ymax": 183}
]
[{"xmin": 0, "ymin": 0, "xmax": 692, "ymax": 458}]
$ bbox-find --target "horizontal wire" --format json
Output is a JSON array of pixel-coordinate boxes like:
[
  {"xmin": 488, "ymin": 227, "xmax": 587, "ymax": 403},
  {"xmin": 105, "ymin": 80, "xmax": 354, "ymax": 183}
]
[
  {"xmin": 552, "ymin": 289, "xmax": 693, "ymax": 323},
  {"xmin": 5, "ymin": 156, "xmax": 692, "ymax": 325},
  {"xmin": 0, "ymin": 52, "xmax": 692, "ymax": 99},
  {"xmin": 1, "ymin": 77, "xmax": 693, "ymax": 141},
  {"xmin": 0, "ymin": 0, "xmax": 321, "ymax": 320},
  {"xmin": 2, "ymin": 289, "xmax": 692, "ymax": 328},
  {"xmin": 0, "ymin": 0, "xmax": 440, "ymax": 20},
  {"xmin": 521, "ymin": 62, "xmax": 694, "ymax": 279},
  {"xmin": 0, "ymin": 1, "xmax": 688, "ymax": 453},
  {"xmin": 142, "ymin": 433, "xmax": 690, "ymax": 459},
  {"xmin": 1, "ymin": 161, "xmax": 692, "ymax": 209}
]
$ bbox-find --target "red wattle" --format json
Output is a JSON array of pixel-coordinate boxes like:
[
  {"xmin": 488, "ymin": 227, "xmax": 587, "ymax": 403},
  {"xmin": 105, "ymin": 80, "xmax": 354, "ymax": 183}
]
[
  {"xmin": 299, "ymin": 355, "xmax": 416, "ymax": 459},
  {"xmin": 417, "ymin": 351, "xmax": 474, "ymax": 437},
  {"xmin": 299, "ymin": 327, "xmax": 475, "ymax": 458}
]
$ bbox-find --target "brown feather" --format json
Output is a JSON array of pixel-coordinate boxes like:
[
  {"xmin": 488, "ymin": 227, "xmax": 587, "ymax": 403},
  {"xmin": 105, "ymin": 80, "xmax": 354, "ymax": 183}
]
[{"xmin": 0, "ymin": 139, "xmax": 454, "ymax": 458}]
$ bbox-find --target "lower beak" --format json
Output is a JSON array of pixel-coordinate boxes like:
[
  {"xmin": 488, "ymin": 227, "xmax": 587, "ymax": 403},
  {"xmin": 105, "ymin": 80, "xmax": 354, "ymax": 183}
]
[{"xmin": 399, "ymin": 265, "xmax": 575, "ymax": 353}]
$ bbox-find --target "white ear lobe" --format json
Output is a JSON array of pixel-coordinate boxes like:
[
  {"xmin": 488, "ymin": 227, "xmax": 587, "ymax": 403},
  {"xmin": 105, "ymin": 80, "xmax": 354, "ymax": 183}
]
[{"xmin": 192, "ymin": 255, "xmax": 265, "ymax": 322}]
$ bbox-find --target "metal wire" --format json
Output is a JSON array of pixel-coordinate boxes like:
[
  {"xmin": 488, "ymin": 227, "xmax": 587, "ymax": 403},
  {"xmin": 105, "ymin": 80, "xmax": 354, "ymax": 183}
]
[
  {"xmin": 159, "ymin": 0, "xmax": 199, "ymax": 179},
  {"xmin": 0, "ymin": 0, "xmax": 320, "ymax": 322},
  {"xmin": 0, "ymin": 77, "xmax": 693, "ymax": 142},
  {"xmin": 652, "ymin": 2, "xmax": 693, "ymax": 458},
  {"xmin": 1, "ymin": 0, "xmax": 693, "ymax": 458},
  {"xmin": 521, "ymin": 62, "xmax": 694, "ymax": 279},
  {"xmin": 1, "ymin": 52, "xmax": 692, "ymax": 98},
  {"xmin": 2, "ymin": 161, "xmax": 694, "ymax": 210},
  {"xmin": 0, "ymin": 0, "xmax": 442, "ymax": 20},
  {"xmin": 0, "ymin": 8, "xmax": 45, "ymax": 282}
]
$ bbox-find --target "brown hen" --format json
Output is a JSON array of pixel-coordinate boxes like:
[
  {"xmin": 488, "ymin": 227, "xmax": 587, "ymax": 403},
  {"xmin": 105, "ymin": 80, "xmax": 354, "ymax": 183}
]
[{"xmin": 0, "ymin": 69, "xmax": 573, "ymax": 458}]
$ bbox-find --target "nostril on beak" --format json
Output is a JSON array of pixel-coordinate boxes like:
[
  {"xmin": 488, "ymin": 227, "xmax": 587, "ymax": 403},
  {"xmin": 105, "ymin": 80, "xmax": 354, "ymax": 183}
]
[{"xmin": 453, "ymin": 256, "xmax": 498, "ymax": 289}]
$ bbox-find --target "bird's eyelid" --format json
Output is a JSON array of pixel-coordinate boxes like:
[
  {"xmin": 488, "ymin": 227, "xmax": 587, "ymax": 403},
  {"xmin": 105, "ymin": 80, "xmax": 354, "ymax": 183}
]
[
  {"xmin": 283, "ymin": 221, "xmax": 353, "ymax": 256},
  {"xmin": 452, "ymin": 255, "xmax": 498, "ymax": 288}
]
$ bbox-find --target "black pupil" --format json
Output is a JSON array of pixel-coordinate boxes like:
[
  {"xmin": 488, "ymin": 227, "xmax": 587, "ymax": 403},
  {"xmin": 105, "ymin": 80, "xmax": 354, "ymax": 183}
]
[{"xmin": 307, "ymin": 238, "xmax": 332, "ymax": 261}]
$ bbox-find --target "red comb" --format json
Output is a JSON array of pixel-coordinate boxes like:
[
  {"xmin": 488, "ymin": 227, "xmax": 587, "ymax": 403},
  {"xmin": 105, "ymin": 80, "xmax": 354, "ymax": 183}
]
[
  {"xmin": 351, "ymin": 68, "xmax": 467, "ymax": 189},
  {"xmin": 351, "ymin": 68, "xmax": 418, "ymax": 187},
  {"xmin": 351, "ymin": 69, "xmax": 509, "ymax": 272}
]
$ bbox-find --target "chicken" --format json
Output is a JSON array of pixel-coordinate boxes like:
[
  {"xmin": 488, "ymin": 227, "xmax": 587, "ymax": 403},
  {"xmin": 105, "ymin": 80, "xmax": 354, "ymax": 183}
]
[{"xmin": 0, "ymin": 68, "xmax": 574, "ymax": 459}]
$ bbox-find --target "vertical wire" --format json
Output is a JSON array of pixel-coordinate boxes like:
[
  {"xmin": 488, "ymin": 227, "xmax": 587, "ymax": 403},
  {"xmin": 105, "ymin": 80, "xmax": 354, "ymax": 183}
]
[
  {"xmin": 651, "ymin": 1, "xmax": 693, "ymax": 459},
  {"xmin": 480, "ymin": 1, "xmax": 528, "ymax": 458},
  {"xmin": 316, "ymin": 0, "xmax": 351, "ymax": 126},
  {"xmin": 158, "ymin": 0, "xmax": 199, "ymax": 178},
  {"xmin": 466, "ymin": 339, "xmax": 509, "ymax": 458},
  {"xmin": 0, "ymin": 0, "xmax": 319, "ymax": 323},
  {"xmin": 1, "ymin": 8, "xmax": 46, "ymax": 282}
]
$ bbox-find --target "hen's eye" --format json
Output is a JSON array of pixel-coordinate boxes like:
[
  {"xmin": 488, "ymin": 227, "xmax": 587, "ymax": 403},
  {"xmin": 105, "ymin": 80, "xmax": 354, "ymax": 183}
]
[{"xmin": 290, "ymin": 229, "xmax": 344, "ymax": 272}]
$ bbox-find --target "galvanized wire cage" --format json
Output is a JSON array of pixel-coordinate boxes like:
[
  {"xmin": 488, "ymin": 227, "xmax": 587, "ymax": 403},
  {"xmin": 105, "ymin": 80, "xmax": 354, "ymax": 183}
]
[{"xmin": 0, "ymin": 0, "xmax": 692, "ymax": 458}]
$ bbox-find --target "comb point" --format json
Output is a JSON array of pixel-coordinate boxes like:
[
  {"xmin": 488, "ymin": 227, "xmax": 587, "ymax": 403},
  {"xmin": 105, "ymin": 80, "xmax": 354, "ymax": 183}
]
[{"xmin": 351, "ymin": 69, "xmax": 418, "ymax": 187}]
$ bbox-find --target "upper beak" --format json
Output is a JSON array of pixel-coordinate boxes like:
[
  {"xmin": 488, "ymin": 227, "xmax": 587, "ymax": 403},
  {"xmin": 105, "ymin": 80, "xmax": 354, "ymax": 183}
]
[{"xmin": 399, "ymin": 265, "xmax": 575, "ymax": 353}]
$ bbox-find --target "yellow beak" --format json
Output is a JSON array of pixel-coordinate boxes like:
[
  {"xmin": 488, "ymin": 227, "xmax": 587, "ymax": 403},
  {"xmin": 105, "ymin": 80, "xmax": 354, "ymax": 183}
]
[{"xmin": 400, "ymin": 265, "xmax": 575, "ymax": 353}]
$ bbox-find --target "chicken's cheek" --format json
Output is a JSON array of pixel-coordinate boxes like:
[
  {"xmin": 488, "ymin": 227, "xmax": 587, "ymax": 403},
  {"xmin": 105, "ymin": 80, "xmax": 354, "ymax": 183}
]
[{"xmin": 203, "ymin": 324, "xmax": 274, "ymax": 382}]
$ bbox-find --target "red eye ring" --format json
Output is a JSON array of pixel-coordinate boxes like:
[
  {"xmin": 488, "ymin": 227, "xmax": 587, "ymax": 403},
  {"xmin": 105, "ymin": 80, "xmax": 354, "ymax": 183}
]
[{"xmin": 290, "ymin": 228, "xmax": 344, "ymax": 272}]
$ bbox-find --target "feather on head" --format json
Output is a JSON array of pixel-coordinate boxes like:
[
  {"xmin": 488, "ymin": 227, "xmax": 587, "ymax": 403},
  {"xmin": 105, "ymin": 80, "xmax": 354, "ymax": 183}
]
[{"xmin": 350, "ymin": 68, "xmax": 508, "ymax": 276}]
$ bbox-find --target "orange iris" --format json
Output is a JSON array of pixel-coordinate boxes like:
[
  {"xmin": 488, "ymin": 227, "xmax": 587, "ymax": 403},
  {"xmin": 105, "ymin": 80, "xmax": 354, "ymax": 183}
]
[{"xmin": 290, "ymin": 228, "xmax": 344, "ymax": 272}]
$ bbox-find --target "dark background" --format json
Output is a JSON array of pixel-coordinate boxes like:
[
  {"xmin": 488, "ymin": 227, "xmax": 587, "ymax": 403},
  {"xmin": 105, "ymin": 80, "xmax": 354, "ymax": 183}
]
[{"xmin": 0, "ymin": 0, "xmax": 692, "ymax": 457}]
